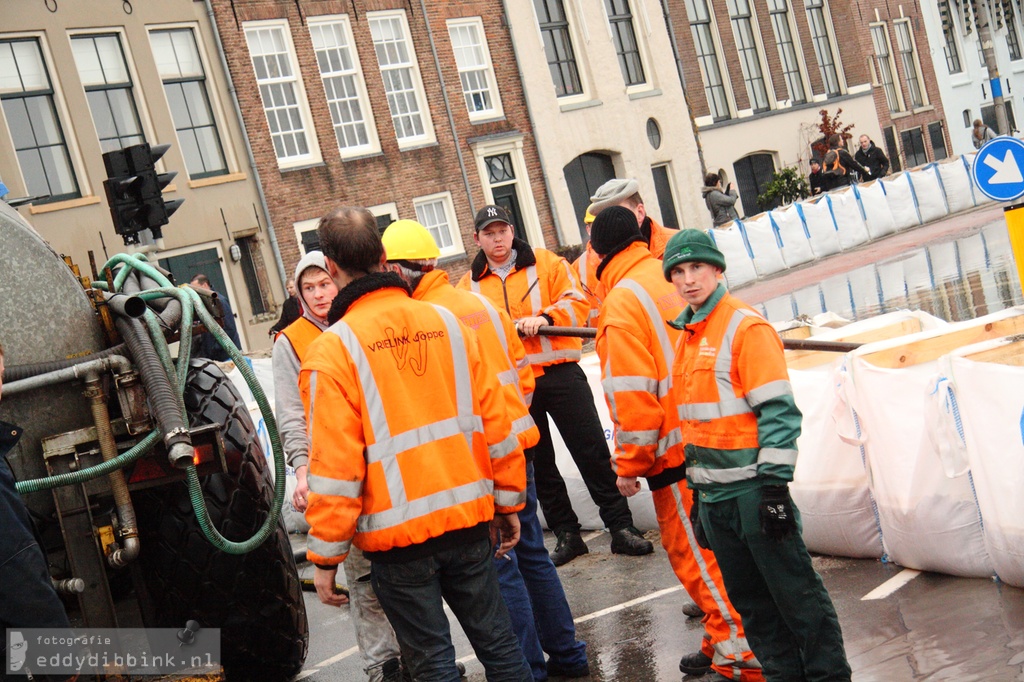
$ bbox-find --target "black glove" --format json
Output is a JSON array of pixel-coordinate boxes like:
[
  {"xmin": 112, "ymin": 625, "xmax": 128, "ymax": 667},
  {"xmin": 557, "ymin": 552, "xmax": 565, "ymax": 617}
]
[
  {"xmin": 690, "ymin": 491, "xmax": 710, "ymax": 550},
  {"xmin": 759, "ymin": 485, "xmax": 796, "ymax": 541}
]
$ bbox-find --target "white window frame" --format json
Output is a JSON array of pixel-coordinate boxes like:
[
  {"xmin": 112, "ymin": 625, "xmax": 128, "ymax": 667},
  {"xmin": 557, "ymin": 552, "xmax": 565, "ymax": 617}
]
[
  {"xmin": 293, "ymin": 217, "xmax": 319, "ymax": 256},
  {"xmin": 893, "ymin": 18, "xmax": 927, "ymax": 109},
  {"xmin": 0, "ymin": 31, "xmax": 89, "ymax": 203},
  {"xmin": 601, "ymin": 0, "xmax": 654, "ymax": 93},
  {"xmin": 869, "ymin": 22, "xmax": 904, "ymax": 113},
  {"xmin": 803, "ymin": 0, "xmax": 846, "ymax": 100},
  {"xmin": 470, "ymin": 134, "xmax": 544, "ymax": 246},
  {"xmin": 367, "ymin": 10, "xmax": 436, "ymax": 149},
  {"xmin": 370, "ymin": 201, "xmax": 399, "ymax": 233},
  {"xmin": 447, "ymin": 17, "xmax": 504, "ymax": 122},
  {"xmin": 726, "ymin": 0, "xmax": 774, "ymax": 114},
  {"xmin": 242, "ymin": 19, "xmax": 322, "ymax": 169},
  {"xmin": 148, "ymin": 22, "xmax": 236, "ymax": 180},
  {"xmin": 307, "ymin": 15, "xmax": 381, "ymax": 159},
  {"xmin": 684, "ymin": 0, "xmax": 737, "ymax": 124},
  {"xmin": 766, "ymin": 0, "xmax": 809, "ymax": 106},
  {"xmin": 410, "ymin": 192, "xmax": 463, "ymax": 258},
  {"xmin": 531, "ymin": 0, "xmax": 595, "ymax": 107}
]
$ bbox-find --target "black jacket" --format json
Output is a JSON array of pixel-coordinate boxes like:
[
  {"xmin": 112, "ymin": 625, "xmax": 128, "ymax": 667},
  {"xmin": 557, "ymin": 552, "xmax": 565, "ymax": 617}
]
[
  {"xmin": 823, "ymin": 148, "xmax": 869, "ymax": 190},
  {"xmin": 854, "ymin": 144, "xmax": 889, "ymax": 180}
]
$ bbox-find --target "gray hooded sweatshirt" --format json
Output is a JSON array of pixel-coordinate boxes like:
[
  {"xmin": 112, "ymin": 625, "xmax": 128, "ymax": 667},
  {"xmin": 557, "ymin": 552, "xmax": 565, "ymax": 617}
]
[
  {"xmin": 271, "ymin": 251, "xmax": 330, "ymax": 469},
  {"xmin": 702, "ymin": 185, "xmax": 740, "ymax": 226}
]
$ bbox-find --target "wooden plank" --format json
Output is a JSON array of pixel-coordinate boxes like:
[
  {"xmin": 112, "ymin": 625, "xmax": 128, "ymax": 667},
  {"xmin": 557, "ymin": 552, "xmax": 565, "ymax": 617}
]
[
  {"xmin": 958, "ymin": 336, "xmax": 1024, "ymax": 366},
  {"xmin": 860, "ymin": 314, "xmax": 1024, "ymax": 368},
  {"xmin": 786, "ymin": 319, "xmax": 926, "ymax": 370}
]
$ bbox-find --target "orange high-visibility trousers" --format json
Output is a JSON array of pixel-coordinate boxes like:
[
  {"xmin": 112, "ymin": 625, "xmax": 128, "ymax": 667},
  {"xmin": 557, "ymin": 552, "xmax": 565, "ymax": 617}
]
[{"xmin": 653, "ymin": 481, "xmax": 764, "ymax": 682}]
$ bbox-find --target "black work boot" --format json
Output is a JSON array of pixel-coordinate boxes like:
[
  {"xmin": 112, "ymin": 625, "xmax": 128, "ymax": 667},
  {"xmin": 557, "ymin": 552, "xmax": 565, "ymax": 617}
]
[
  {"xmin": 550, "ymin": 529, "xmax": 588, "ymax": 566},
  {"xmin": 610, "ymin": 526, "xmax": 654, "ymax": 556},
  {"xmin": 682, "ymin": 600, "xmax": 706, "ymax": 618},
  {"xmin": 678, "ymin": 650, "xmax": 713, "ymax": 676},
  {"xmin": 380, "ymin": 657, "xmax": 408, "ymax": 682}
]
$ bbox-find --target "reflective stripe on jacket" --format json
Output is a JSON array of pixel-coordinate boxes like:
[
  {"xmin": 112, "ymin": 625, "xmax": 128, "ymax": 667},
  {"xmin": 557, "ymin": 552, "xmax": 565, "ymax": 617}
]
[
  {"xmin": 669, "ymin": 284, "xmax": 801, "ymax": 502},
  {"xmin": 595, "ymin": 243, "xmax": 685, "ymax": 480},
  {"xmin": 414, "ymin": 269, "xmax": 539, "ymax": 450},
  {"xmin": 573, "ymin": 244, "xmax": 603, "ymax": 329},
  {"xmin": 459, "ymin": 238, "xmax": 588, "ymax": 373},
  {"xmin": 301, "ymin": 283, "xmax": 526, "ymax": 565}
]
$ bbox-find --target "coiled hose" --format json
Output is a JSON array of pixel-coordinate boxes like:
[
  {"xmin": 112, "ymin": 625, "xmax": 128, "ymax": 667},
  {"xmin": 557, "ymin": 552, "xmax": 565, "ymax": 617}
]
[{"xmin": 16, "ymin": 253, "xmax": 285, "ymax": 555}]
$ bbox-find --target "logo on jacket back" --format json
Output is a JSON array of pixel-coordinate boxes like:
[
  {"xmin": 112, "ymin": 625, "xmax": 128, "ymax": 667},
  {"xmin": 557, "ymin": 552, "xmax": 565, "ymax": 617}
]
[{"xmin": 366, "ymin": 326, "xmax": 446, "ymax": 376}]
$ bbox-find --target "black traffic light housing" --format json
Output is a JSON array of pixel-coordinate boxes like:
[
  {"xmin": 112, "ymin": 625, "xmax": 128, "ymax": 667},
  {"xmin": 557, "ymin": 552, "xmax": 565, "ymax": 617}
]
[{"xmin": 102, "ymin": 143, "xmax": 184, "ymax": 245}]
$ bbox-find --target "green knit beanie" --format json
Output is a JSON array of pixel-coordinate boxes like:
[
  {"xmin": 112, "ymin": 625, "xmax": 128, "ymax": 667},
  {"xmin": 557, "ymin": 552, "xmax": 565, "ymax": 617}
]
[{"xmin": 662, "ymin": 229, "xmax": 727, "ymax": 281}]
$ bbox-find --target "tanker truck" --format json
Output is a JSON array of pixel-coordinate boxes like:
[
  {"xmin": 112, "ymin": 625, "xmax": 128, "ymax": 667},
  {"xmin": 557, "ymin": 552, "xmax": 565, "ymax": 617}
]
[{"xmin": 0, "ymin": 200, "xmax": 307, "ymax": 680}]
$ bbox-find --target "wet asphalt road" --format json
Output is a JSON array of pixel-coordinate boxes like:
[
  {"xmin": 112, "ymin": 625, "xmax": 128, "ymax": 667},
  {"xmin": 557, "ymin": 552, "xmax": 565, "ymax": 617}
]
[{"xmin": 292, "ymin": 528, "xmax": 1024, "ymax": 681}]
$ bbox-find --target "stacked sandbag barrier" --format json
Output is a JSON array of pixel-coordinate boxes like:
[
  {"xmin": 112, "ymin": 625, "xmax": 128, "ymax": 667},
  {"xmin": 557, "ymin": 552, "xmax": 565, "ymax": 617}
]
[{"xmin": 707, "ymin": 153, "xmax": 991, "ymax": 285}]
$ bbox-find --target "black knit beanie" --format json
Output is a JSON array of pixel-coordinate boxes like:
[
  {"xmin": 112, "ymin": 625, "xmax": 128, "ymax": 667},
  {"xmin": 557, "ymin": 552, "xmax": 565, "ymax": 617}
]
[{"xmin": 590, "ymin": 206, "xmax": 643, "ymax": 256}]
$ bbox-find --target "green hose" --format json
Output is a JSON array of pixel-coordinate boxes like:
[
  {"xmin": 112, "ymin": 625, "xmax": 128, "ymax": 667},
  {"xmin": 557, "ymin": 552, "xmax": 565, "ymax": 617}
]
[
  {"xmin": 19, "ymin": 255, "xmax": 287, "ymax": 555},
  {"xmin": 16, "ymin": 431, "xmax": 161, "ymax": 494}
]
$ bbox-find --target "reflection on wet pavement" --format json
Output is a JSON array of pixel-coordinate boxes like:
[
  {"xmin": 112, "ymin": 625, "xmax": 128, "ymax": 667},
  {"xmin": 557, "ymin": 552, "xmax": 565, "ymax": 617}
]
[{"xmin": 756, "ymin": 220, "xmax": 1024, "ymax": 324}]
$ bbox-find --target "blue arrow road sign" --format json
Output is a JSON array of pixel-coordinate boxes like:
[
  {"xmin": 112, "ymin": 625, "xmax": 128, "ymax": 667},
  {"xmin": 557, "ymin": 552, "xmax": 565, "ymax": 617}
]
[{"xmin": 972, "ymin": 136, "xmax": 1024, "ymax": 202}]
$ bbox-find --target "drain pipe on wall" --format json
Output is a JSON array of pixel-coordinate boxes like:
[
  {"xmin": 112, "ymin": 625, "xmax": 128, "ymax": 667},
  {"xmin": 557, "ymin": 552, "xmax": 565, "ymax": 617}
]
[
  {"xmin": 204, "ymin": 0, "xmax": 289, "ymax": 291},
  {"xmin": 498, "ymin": 0, "xmax": 565, "ymax": 245},
  {"xmin": 417, "ymin": 0, "xmax": 477, "ymax": 217}
]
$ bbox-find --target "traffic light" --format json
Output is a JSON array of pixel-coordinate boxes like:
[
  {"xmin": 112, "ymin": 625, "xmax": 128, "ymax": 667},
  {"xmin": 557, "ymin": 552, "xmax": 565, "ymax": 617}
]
[{"xmin": 102, "ymin": 143, "xmax": 184, "ymax": 245}]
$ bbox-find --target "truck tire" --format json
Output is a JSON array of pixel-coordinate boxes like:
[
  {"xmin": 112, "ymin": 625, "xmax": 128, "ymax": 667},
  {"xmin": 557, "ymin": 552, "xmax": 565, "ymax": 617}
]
[{"xmin": 134, "ymin": 359, "xmax": 308, "ymax": 681}]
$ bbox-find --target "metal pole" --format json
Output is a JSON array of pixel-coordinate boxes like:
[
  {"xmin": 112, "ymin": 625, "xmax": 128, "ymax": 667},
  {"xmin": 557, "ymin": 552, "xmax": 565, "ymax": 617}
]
[
  {"xmin": 530, "ymin": 325, "xmax": 861, "ymax": 352},
  {"xmin": 978, "ymin": 0, "xmax": 1010, "ymax": 135}
]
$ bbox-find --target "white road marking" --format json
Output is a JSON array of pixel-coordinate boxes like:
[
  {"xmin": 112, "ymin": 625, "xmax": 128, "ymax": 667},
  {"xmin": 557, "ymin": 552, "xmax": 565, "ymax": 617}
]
[
  {"xmin": 314, "ymin": 645, "xmax": 360, "ymax": 668},
  {"xmin": 861, "ymin": 568, "xmax": 921, "ymax": 600},
  {"xmin": 582, "ymin": 530, "xmax": 605, "ymax": 543},
  {"xmin": 294, "ymin": 670, "xmax": 319, "ymax": 680}
]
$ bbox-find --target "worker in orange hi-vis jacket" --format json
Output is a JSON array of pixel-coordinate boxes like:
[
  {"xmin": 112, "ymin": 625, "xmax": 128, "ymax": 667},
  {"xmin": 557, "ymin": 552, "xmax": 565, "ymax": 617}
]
[
  {"xmin": 301, "ymin": 206, "xmax": 531, "ymax": 682},
  {"xmin": 591, "ymin": 206, "xmax": 765, "ymax": 682}
]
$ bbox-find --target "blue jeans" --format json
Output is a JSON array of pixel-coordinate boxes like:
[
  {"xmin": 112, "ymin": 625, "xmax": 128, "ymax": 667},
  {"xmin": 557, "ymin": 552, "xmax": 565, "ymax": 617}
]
[
  {"xmin": 371, "ymin": 535, "xmax": 532, "ymax": 682},
  {"xmin": 496, "ymin": 463, "xmax": 587, "ymax": 680}
]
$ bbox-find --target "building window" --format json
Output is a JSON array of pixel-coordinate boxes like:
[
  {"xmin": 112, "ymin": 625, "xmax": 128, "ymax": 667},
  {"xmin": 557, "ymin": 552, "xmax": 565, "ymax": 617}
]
[
  {"xmin": 651, "ymin": 164, "xmax": 678, "ymax": 228},
  {"xmin": 882, "ymin": 126, "xmax": 901, "ymax": 173},
  {"xmin": 1007, "ymin": 5, "xmax": 1023, "ymax": 61},
  {"xmin": 0, "ymin": 38, "xmax": 79, "ymax": 202},
  {"xmin": 605, "ymin": 0, "xmax": 646, "ymax": 86},
  {"xmin": 71, "ymin": 34, "xmax": 145, "ymax": 153},
  {"xmin": 534, "ymin": 0, "xmax": 583, "ymax": 97},
  {"xmin": 733, "ymin": 153, "xmax": 775, "ymax": 216},
  {"xmin": 244, "ymin": 22, "xmax": 317, "ymax": 166},
  {"xmin": 928, "ymin": 121, "xmax": 948, "ymax": 161},
  {"xmin": 414, "ymin": 193, "xmax": 463, "ymax": 257},
  {"xmin": 727, "ymin": 0, "xmax": 770, "ymax": 112},
  {"xmin": 369, "ymin": 12, "xmax": 432, "ymax": 145},
  {"xmin": 447, "ymin": 18, "xmax": 502, "ymax": 120},
  {"xmin": 938, "ymin": 0, "xmax": 962, "ymax": 74},
  {"xmin": 150, "ymin": 28, "xmax": 228, "ymax": 179},
  {"xmin": 685, "ymin": 0, "xmax": 730, "ymax": 120},
  {"xmin": 767, "ymin": 0, "xmax": 806, "ymax": 104},
  {"xmin": 870, "ymin": 24, "xmax": 901, "ymax": 113},
  {"xmin": 309, "ymin": 17, "xmax": 378, "ymax": 156},
  {"xmin": 805, "ymin": 0, "xmax": 840, "ymax": 97},
  {"xmin": 900, "ymin": 127, "xmax": 927, "ymax": 168},
  {"xmin": 894, "ymin": 20, "xmax": 924, "ymax": 108},
  {"xmin": 646, "ymin": 118, "xmax": 662, "ymax": 149}
]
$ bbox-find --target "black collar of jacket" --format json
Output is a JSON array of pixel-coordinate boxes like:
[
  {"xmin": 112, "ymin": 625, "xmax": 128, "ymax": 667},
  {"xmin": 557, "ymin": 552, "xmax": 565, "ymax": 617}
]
[
  {"xmin": 640, "ymin": 215, "xmax": 653, "ymax": 247},
  {"xmin": 327, "ymin": 272, "xmax": 411, "ymax": 325},
  {"xmin": 0, "ymin": 420, "xmax": 23, "ymax": 459},
  {"xmin": 470, "ymin": 237, "xmax": 536, "ymax": 281}
]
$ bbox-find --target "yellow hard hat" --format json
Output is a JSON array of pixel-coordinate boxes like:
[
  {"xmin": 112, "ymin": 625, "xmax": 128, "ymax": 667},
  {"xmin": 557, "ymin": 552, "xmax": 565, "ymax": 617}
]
[
  {"xmin": 382, "ymin": 219, "xmax": 441, "ymax": 261},
  {"xmin": 584, "ymin": 206, "xmax": 597, "ymax": 225}
]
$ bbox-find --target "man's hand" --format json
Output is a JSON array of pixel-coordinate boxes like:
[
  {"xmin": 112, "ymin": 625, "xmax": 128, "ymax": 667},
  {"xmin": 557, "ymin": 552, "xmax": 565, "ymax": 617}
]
[
  {"xmin": 758, "ymin": 485, "xmax": 797, "ymax": 541},
  {"xmin": 616, "ymin": 476, "xmax": 640, "ymax": 498},
  {"xmin": 491, "ymin": 513, "xmax": 521, "ymax": 559},
  {"xmin": 313, "ymin": 565, "xmax": 348, "ymax": 607},
  {"xmin": 516, "ymin": 316, "xmax": 547, "ymax": 337},
  {"xmin": 292, "ymin": 465, "xmax": 309, "ymax": 512}
]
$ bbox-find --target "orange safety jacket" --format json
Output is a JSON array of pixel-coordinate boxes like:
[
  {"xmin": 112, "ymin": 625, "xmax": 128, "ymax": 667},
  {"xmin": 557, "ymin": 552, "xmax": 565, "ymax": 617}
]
[
  {"xmin": 301, "ymin": 273, "xmax": 526, "ymax": 565},
  {"xmin": 459, "ymin": 237, "xmax": 589, "ymax": 375},
  {"xmin": 576, "ymin": 217, "xmax": 676, "ymax": 329},
  {"xmin": 572, "ymin": 244, "xmax": 603, "ymax": 329},
  {"xmin": 595, "ymin": 242, "xmax": 686, "ymax": 485},
  {"xmin": 279, "ymin": 316, "xmax": 321, "ymax": 359},
  {"xmin": 413, "ymin": 269, "xmax": 539, "ymax": 451},
  {"xmin": 643, "ymin": 216, "xmax": 676, "ymax": 259},
  {"xmin": 670, "ymin": 284, "xmax": 801, "ymax": 503}
]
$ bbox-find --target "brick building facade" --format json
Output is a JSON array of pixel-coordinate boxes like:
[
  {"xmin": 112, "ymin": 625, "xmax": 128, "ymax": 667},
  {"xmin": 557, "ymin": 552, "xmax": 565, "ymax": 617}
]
[
  {"xmin": 208, "ymin": 0, "xmax": 555, "ymax": 286},
  {"xmin": 845, "ymin": 1, "xmax": 951, "ymax": 171}
]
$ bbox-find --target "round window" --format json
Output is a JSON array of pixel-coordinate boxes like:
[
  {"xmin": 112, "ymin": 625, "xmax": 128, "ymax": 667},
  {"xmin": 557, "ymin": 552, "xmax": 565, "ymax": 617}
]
[{"xmin": 646, "ymin": 118, "xmax": 662, "ymax": 150}]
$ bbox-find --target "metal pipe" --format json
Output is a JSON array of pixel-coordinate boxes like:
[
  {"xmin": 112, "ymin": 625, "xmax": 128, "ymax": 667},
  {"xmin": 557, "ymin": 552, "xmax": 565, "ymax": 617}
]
[
  {"xmin": 84, "ymin": 376, "xmax": 140, "ymax": 568},
  {"xmin": 3, "ymin": 355, "xmax": 132, "ymax": 398},
  {"xmin": 52, "ymin": 578, "xmax": 86, "ymax": 595},
  {"xmin": 527, "ymin": 325, "xmax": 862, "ymax": 352}
]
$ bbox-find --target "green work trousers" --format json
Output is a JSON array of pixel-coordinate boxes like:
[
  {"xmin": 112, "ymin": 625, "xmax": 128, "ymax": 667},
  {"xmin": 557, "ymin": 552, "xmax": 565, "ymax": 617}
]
[{"xmin": 699, "ymin": 487, "xmax": 852, "ymax": 682}]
